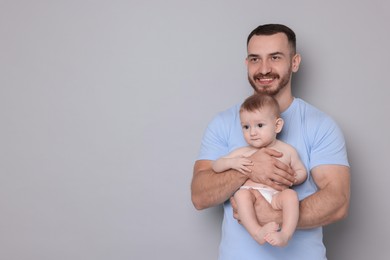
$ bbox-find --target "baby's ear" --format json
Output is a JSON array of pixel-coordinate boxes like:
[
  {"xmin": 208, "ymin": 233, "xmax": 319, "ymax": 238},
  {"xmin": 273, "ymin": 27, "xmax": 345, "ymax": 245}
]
[{"xmin": 275, "ymin": 118, "xmax": 284, "ymax": 133}]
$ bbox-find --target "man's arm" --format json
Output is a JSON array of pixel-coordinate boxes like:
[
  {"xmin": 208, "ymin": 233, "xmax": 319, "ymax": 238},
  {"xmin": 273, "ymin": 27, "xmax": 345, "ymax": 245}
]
[
  {"xmin": 244, "ymin": 164, "xmax": 350, "ymax": 228},
  {"xmin": 298, "ymin": 164, "xmax": 350, "ymax": 228},
  {"xmin": 192, "ymin": 148, "xmax": 297, "ymax": 210},
  {"xmin": 191, "ymin": 160, "xmax": 248, "ymax": 210}
]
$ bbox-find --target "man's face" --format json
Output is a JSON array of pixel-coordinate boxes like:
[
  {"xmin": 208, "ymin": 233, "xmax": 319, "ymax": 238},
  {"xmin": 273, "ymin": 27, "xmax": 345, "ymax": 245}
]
[{"xmin": 246, "ymin": 33, "xmax": 299, "ymax": 95}]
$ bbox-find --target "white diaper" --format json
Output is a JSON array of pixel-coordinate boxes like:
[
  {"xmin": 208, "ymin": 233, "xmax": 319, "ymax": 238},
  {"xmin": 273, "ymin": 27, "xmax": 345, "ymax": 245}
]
[{"xmin": 240, "ymin": 186, "xmax": 279, "ymax": 203}]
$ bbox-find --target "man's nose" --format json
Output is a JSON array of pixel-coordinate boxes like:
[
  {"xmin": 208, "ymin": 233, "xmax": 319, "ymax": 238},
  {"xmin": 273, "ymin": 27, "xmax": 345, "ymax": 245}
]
[{"xmin": 257, "ymin": 60, "xmax": 271, "ymax": 75}]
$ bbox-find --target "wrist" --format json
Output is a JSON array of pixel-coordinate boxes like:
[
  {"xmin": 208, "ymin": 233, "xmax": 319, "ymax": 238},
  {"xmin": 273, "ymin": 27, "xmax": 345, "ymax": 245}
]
[{"xmin": 233, "ymin": 169, "xmax": 249, "ymax": 183}]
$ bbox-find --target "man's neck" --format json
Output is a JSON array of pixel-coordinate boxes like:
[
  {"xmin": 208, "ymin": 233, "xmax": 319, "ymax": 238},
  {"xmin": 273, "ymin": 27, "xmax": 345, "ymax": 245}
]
[{"xmin": 275, "ymin": 89, "xmax": 294, "ymax": 112}]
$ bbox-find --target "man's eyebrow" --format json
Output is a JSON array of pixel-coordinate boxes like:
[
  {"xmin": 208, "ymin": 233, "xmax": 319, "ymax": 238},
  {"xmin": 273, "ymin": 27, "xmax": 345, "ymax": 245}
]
[
  {"xmin": 270, "ymin": 51, "xmax": 285, "ymax": 56},
  {"xmin": 247, "ymin": 52, "xmax": 286, "ymax": 58},
  {"xmin": 247, "ymin": 54, "xmax": 260, "ymax": 58}
]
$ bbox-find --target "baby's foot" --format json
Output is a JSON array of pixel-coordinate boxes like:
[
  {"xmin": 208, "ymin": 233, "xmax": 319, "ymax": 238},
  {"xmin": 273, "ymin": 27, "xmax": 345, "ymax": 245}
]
[
  {"xmin": 264, "ymin": 231, "xmax": 290, "ymax": 247},
  {"xmin": 254, "ymin": 222, "xmax": 279, "ymax": 245}
]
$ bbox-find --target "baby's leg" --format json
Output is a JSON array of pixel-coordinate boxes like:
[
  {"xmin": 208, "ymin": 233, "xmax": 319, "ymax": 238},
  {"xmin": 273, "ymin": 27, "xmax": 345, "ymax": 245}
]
[
  {"xmin": 264, "ymin": 189, "xmax": 299, "ymax": 247},
  {"xmin": 234, "ymin": 189, "xmax": 279, "ymax": 245}
]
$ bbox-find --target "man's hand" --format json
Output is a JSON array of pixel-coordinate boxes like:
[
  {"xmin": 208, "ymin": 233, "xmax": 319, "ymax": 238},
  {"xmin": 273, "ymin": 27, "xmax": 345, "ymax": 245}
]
[
  {"xmin": 230, "ymin": 195, "xmax": 241, "ymax": 223},
  {"xmin": 248, "ymin": 148, "xmax": 296, "ymax": 190},
  {"xmin": 231, "ymin": 189, "xmax": 282, "ymax": 226},
  {"xmin": 252, "ymin": 189, "xmax": 282, "ymax": 226}
]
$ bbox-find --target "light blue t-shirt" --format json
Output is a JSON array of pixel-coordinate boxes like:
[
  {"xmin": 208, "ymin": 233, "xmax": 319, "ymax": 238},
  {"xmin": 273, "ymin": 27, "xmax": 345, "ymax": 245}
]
[{"xmin": 197, "ymin": 98, "xmax": 349, "ymax": 260}]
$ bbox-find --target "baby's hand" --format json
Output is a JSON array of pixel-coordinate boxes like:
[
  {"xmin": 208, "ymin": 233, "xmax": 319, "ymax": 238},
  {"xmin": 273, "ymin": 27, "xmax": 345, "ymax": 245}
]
[{"xmin": 230, "ymin": 156, "xmax": 254, "ymax": 174}]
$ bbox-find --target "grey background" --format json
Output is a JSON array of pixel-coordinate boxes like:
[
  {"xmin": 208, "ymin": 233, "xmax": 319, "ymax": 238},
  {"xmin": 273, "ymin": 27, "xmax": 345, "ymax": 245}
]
[{"xmin": 1, "ymin": 0, "xmax": 389, "ymax": 259}]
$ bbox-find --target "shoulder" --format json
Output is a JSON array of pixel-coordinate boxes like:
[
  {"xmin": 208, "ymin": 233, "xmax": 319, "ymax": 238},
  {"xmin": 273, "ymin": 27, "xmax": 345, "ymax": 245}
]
[
  {"xmin": 213, "ymin": 104, "xmax": 241, "ymax": 122},
  {"xmin": 295, "ymin": 98, "xmax": 328, "ymax": 119},
  {"xmin": 294, "ymin": 99, "xmax": 349, "ymax": 167},
  {"xmin": 207, "ymin": 104, "xmax": 241, "ymax": 132},
  {"xmin": 274, "ymin": 140, "xmax": 298, "ymax": 155},
  {"xmin": 295, "ymin": 98, "xmax": 339, "ymax": 132}
]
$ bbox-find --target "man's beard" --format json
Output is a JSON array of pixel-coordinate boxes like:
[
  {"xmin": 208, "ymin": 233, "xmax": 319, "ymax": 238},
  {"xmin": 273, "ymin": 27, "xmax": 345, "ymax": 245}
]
[{"xmin": 248, "ymin": 68, "xmax": 292, "ymax": 96}]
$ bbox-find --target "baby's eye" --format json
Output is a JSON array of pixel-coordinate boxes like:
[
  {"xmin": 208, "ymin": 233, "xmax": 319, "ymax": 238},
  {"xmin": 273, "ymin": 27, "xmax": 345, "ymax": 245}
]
[
  {"xmin": 242, "ymin": 125, "xmax": 249, "ymax": 130},
  {"xmin": 257, "ymin": 123, "xmax": 263, "ymax": 128}
]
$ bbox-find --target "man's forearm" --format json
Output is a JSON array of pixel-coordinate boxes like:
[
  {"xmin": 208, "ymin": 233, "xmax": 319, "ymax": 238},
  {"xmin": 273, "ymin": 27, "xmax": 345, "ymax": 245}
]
[
  {"xmin": 297, "ymin": 166, "xmax": 350, "ymax": 229},
  {"xmin": 255, "ymin": 187, "xmax": 349, "ymax": 229},
  {"xmin": 297, "ymin": 185, "xmax": 349, "ymax": 229},
  {"xmin": 191, "ymin": 160, "xmax": 248, "ymax": 210},
  {"xmin": 253, "ymin": 166, "xmax": 350, "ymax": 229}
]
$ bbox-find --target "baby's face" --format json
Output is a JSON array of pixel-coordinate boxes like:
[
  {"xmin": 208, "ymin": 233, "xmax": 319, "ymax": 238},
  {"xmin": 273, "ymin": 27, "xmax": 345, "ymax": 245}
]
[{"xmin": 240, "ymin": 108, "xmax": 278, "ymax": 148}]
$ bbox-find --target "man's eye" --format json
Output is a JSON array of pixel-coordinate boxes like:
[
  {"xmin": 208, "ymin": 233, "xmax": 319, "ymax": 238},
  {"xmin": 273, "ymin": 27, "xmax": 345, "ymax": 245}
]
[
  {"xmin": 271, "ymin": 56, "xmax": 281, "ymax": 61},
  {"xmin": 249, "ymin": 57, "xmax": 259, "ymax": 63}
]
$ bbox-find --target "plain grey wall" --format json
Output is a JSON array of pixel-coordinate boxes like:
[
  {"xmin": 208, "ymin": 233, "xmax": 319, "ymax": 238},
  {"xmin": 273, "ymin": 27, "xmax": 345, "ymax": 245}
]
[{"xmin": 1, "ymin": 0, "xmax": 389, "ymax": 259}]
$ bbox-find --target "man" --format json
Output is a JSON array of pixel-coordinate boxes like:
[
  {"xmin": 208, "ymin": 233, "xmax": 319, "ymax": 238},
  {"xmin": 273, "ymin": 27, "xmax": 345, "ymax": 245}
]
[{"xmin": 191, "ymin": 24, "xmax": 350, "ymax": 259}]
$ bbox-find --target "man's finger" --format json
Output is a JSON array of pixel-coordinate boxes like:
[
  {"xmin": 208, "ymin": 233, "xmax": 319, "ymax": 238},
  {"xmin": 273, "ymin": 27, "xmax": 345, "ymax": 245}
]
[
  {"xmin": 271, "ymin": 172, "xmax": 295, "ymax": 186},
  {"xmin": 274, "ymin": 159, "xmax": 295, "ymax": 176},
  {"xmin": 263, "ymin": 147, "xmax": 283, "ymax": 157},
  {"xmin": 230, "ymin": 197, "xmax": 237, "ymax": 211},
  {"xmin": 250, "ymin": 188, "xmax": 264, "ymax": 200}
]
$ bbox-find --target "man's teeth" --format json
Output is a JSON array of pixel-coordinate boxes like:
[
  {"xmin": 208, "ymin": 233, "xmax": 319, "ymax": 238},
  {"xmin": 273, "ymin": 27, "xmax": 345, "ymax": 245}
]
[{"xmin": 258, "ymin": 78, "xmax": 273, "ymax": 82}]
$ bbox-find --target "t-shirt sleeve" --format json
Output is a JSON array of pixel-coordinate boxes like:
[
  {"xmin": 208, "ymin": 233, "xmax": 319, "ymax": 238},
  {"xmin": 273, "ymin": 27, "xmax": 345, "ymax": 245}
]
[
  {"xmin": 197, "ymin": 114, "xmax": 230, "ymax": 161},
  {"xmin": 309, "ymin": 116, "xmax": 349, "ymax": 170}
]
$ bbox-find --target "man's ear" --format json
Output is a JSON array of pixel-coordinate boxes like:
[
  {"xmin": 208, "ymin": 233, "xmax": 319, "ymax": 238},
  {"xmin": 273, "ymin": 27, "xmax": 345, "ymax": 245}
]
[
  {"xmin": 275, "ymin": 118, "xmax": 284, "ymax": 133},
  {"xmin": 292, "ymin": 53, "xmax": 301, "ymax": 73}
]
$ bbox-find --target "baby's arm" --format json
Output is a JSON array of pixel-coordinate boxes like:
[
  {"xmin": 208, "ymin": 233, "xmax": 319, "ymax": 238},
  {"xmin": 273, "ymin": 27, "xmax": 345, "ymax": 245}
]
[
  {"xmin": 289, "ymin": 148, "xmax": 307, "ymax": 185},
  {"xmin": 212, "ymin": 147, "xmax": 254, "ymax": 174}
]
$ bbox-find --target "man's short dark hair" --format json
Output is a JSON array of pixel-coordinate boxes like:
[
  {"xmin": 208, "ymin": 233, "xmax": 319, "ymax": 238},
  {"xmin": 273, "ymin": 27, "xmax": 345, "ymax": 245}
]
[{"xmin": 247, "ymin": 24, "xmax": 296, "ymax": 54}]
